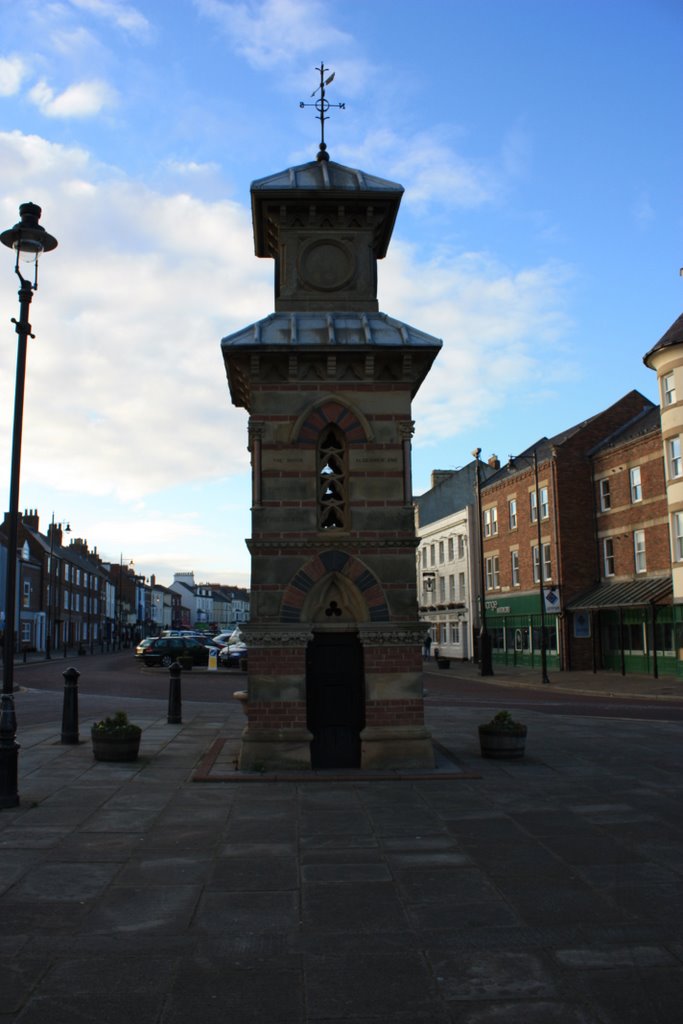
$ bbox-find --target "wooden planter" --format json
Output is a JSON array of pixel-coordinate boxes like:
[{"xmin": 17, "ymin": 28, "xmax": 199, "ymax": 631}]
[
  {"xmin": 91, "ymin": 728, "xmax": 141, "ymax": 762},
  {"xmin": 478, "ymin": 727, "xmax": 527, "ymax": 759}
]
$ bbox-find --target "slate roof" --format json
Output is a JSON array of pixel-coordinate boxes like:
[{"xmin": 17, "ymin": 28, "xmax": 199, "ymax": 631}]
[
  {"xmin": 222, "ymin": 311, "xmax": 442, "ymax": 351},
  {"xmin": 643, "ymin": 311, "xmax": 683, "ymax": 366}
]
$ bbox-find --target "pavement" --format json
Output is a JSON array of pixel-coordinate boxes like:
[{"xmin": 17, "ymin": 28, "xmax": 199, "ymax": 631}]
[{"xmin": 0, "ymin": 659, "xmax": 682, "ymax": 1022}]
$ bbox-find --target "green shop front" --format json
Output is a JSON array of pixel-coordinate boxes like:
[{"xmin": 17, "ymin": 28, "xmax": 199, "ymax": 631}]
[
  {"xmin": 567, "ymin": 577, "xmax": 677, "ymax": 677},
  {"xmin": 484, "ymin": 591, "xmax": 560, "ymax": 671}
]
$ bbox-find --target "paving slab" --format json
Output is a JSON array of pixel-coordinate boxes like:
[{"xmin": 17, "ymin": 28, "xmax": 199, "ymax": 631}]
[{"xmin": 0, "ymin": 676, "xmax": 681, "ymax": 1021}]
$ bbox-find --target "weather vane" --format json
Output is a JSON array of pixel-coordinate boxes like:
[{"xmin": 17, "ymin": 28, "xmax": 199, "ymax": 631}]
[{"xmin": 300, "ymin": 62, "xmax": 345, "ymax": 162}]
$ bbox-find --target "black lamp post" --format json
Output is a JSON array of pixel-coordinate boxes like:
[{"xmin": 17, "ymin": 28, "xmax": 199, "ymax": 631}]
[
  {"xmin": 507, "ymin": 449, "xmax": 551, "ymax": 685},
  {"xmin": 1, "ymin": 203, "xmax": 58, "ymax": 808},
  {"xmin": 471, "ymin": 448, "xmax": 493, "ymax": 676},
  {"xmin": 46, "ymin": 514, "xmax": 70, "ymax": 659}
]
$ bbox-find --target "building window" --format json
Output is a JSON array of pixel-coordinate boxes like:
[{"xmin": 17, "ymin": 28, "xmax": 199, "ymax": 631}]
[
  {"xmin": 599, "ymin": 478, "xmax": 611, "ymax": 511},
  {"xmin": 438, "ymin": 540, "xmax": 445, "ymax": 564},
  {"xmin": 664, "ymin": 373, "xmax": 676, "ymax": 406},
  {"xmin": 603, "ymin": 537, "xmax": 615, "ymax": 577},
  {"xmin": 511, "ymin": 550, "xmax": 520, "ymax": 586},
  {"xmin": 21, "ymin": 621, "xmax": 31, "ymax": 644},
  {"xmin": 485, "ymin": 556, "xmax": 500, "ymax": 591},
  {"xmin": 64, "ymin": 591, "xmax": 69, "ymax": 610},
  {"xmin": 540, "ymin": 486, "xmax": 549, "ymax": 520},
  {"xmin": 458, "ymin": 572, "xmax": 466, "ymax": 599},
  {"xmin": 630, "ymin": 467, "xmax": 642, "ymax": 503},
  {"xmin": 64, "ymin": 564, "xmax": 70, "ymax": 582},
  {"xmin": 448, "ymin": 574, "xmax": 455, "ymax": 600},
  {"xmin": 674, "ymin": 512, "xmax": 683, "ymax": 562},
  {"xmin": 22, "ymin": 580, "xmax": 30, "ymax": 608},
  {"xmin": 438, "ymin": 576, "xmax": 446, "ymax": 602},
  {"xmin": 633, "ymin": 529, "xmax": 646, "ymax": 573},
  {"xmin": 447, "ymin": 537, "xmax": 454, "ymax": 561},
  {"xmin": 457, "ymin": 535, "xmax": 465, "ymax": 559},
  {"xmin": 669, "ymin": 437, "xmax": 682, "ymax": 479},
  {"xmin": 533, "ymin": 544, "xmax": 552, "ymax": 583},
  {"xmin": 318, "ymin": 426, "xmax": 346, "ymax": 529},
  {"xmin": 509, "ymin": 498, "xmax": 517, "ymax": 530},
  {"xmin": 483, "ymin": 507, "xmax": 498, "ymax": 537},
  {"xmin": 451, "ymin": 622, "xmax": 460, "ymax": 644},
  {"xmin": 530, "ymin": 490, "xmax": 538, "ymax": 523},
  {"xmin": 430, "ymin": 544, "xmax": 435, "ymax": 567}
]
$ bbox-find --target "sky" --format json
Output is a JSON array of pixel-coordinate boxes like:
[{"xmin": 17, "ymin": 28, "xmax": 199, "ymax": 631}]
[{"xmin": 0, "ymin": 0, "xmax": 681, "ymax": 589}]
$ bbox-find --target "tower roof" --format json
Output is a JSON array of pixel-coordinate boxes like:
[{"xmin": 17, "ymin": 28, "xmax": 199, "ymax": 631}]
[
  {"xmin": 643, "ymin": 311, "xmax": 683, "ymax": 366},
  {"xmin": 251, "ymin": 159, "xmax": 404, "ymax": 259}
]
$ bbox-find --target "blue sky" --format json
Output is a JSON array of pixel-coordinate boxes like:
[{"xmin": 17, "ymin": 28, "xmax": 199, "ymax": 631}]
[{"xmin": 0, "ymin": 0, "xmax": 681, "ymax": 587}]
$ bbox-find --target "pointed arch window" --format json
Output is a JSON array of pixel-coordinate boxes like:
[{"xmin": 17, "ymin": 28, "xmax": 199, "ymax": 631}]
[{"xmin": 318, "ymin": 426, "xmax": 347, "ymax": 530}]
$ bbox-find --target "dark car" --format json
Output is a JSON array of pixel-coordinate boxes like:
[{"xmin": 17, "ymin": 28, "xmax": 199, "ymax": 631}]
[
  {"xmin": 142, "ymin": 636, "xmax": 212, "ymax": 668},
  {"xmin": 218, "ymin": 642, "xmax": 247, "ymax": 668}
]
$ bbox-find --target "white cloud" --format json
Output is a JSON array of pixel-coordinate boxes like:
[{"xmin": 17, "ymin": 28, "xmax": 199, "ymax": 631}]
[
  {"xmin": 67, "ymin": 0, "xmax": 151, "ymax": 37},
  {"xmin": 165, "ymin": 159, "xmax": 221, "ymax": 176},
  {"xmin": 340, "ymin": 129, "xmax": 499, "ymax": 210},
  {"xmin": 0, "ymin": 129, "xmax": 574, "ymax": 556},
  {"xmin": 0, "ymin": 55, "xmax": 27, "ymax": 96},
  {"xmin": 380, "ymin": 244, "xmax": 575, "ymax": 445},
  {"xmin": 194, "ymin": 0, "xmax": 351, "ymax": 68},
  {"xmin": 0, "ymin": 130, "xmax": 270, "ymax": 507},
  {"xmin": 28, "ymin": 78, "xmax": 118, "ymax": 118}
]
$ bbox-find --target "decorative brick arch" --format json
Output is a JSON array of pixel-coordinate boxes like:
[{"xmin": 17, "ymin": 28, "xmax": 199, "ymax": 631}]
[
  {"xmin": 281, "ymin": 550, "xmax": 389, "ymax": 623},
  {"xmin": 292, "ymin": 397, "xmax": 372, "ymax": 446}
]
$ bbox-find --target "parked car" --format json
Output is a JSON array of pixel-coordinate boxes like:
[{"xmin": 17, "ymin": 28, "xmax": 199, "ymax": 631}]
[
  {"xmin": 134, "ymin": 637, "xmax": 157, "ymax": 657},
  {"xmin": 218, "ymin": 642, "xmax": 247, "ymax": 668},
  {"xmin": 142, "ymin": 636, "xmax": 212, "ymax": 668},
  {"xmin": 210, "ymin": 633, "xmax": 234, "ymax": 648}
]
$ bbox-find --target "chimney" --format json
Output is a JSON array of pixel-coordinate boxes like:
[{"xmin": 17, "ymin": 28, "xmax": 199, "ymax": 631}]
[
  {"xmin": 48, "ymin": 523, "xmax": 63, "ymax": 547},
  {"xmin": 430, "ymin": 469, "xmax": 457, "ymax": 488},
  {"xmin": 23, "ymin": 509, "xmax": 39, "ymax": 530},
  {"xmin": 487, "ymin": 455, "xmax": 500, "ymax": 470}
]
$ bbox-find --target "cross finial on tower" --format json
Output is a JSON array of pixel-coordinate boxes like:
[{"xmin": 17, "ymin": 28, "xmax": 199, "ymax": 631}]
[{"xmin": 300, "ymin": 62, "xmax": 346, "ymax": 162}]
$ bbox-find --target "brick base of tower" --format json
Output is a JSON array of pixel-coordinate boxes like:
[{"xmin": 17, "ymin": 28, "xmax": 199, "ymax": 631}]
[{"xmin": 236, "ymin": 630, "xmax": 434, "ymax": 772}]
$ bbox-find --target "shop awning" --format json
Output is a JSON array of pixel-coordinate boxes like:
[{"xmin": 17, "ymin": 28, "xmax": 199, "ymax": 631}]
[{"xmin": 566, "ymin": 577, "xmax": 672, "ymax": 611}]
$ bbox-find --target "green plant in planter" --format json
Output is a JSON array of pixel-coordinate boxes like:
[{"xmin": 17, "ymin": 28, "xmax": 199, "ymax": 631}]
[
  {"xmin": 478, "ymin": 710, "xmax": 527, "ymax": 758},
  {"xmin": 91, "ymin": 711, "xmax": 142, "ymax": 762},
  {"xmin": 479, "ymin": 710, "xmax": 526, "ymax": 735}
]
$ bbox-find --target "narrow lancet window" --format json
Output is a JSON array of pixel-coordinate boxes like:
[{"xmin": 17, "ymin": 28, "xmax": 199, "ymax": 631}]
[{"xmin": 318, "ymin": 426, "xmax": 346, "ymax": 529}]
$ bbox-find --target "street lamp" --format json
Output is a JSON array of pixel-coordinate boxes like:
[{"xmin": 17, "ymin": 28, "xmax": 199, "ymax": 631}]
[
  {"xmin": 507, "ymin": 449, "xmax": 551, "ymax": 685},
  {"xmin": 471, "ymin": 448, "xmax": 493, "ymax": 676},
  {"xmin": 1, "ymin": 203, "xmax": 58, "ymax": 808},
  {"xmin": 46, "ymin": 514, "xmax": 70, "ymax": 659},
  {"xmin": 117, "ymin": 556, "xmax": 134, "ymax": 650}
]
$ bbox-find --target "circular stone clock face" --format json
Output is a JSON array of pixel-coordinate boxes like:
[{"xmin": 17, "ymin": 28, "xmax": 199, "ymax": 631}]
[{"xmin": 299, "ymin": 238, "xmax": 355, "ymax": 291}]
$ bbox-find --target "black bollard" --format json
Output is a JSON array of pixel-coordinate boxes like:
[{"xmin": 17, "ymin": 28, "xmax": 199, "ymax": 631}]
[
  {"xmin": 61, "ymin": 666, "xmax": 80, "ymax": 745},
  {"xmin": 167, "ymin": 661, "xmax": 182, "ymax": 724}
]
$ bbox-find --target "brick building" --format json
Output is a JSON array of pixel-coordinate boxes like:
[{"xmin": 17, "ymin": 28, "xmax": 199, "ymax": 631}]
[
  {"xmin": 566, "ymin": 405, "xmax": 672, "ymax": 673},
  {"xmin": 478, "ymin": 390, "xmax": 656, "ymax": 671}
]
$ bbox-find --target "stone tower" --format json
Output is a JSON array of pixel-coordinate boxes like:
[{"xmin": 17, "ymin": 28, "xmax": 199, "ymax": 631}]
[{"xmin": 221, "ymin": 144, "xmax": 442, "ymax": 771}]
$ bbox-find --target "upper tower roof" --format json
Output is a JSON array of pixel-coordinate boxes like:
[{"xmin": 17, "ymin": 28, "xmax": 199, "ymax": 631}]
[{"xmin": 251, "ymin": 159, "xmax": 404, "ymax": 261}]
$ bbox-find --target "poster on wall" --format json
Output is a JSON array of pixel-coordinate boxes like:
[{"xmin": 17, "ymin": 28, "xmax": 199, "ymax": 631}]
[{"xmin": 573, "ymin": 611, "xmax": 591, "ymax": 638}]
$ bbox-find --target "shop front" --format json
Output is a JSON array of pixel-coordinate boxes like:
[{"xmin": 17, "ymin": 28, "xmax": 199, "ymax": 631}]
[{"xmin": 484, "ymin": 592, "xmax": 561, "ymax": 671}]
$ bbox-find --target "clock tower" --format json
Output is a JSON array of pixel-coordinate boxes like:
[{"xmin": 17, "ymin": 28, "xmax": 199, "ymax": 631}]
[{"xmin": 222, "ymin": 111, "xmax": 442, "ymax": 771}]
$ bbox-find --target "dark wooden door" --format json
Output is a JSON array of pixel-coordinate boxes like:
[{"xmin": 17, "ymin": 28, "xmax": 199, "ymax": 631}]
[{"xmin": 306, "ymin": 633, "xmax": 365, "ymax": 769}]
